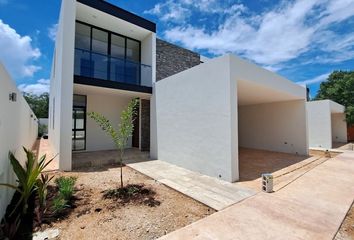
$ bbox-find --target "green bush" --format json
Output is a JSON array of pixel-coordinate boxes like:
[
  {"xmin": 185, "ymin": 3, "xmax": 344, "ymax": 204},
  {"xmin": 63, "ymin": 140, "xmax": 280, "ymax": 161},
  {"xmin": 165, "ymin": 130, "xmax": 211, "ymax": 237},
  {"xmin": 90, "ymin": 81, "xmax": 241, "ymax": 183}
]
[
  {"xmin": 52, "ymin": 196, "xmax": 69, "ymax": 213},
  {"xmin": 55, "ymin": 176, "xmax": 77, "ymax": 201}
]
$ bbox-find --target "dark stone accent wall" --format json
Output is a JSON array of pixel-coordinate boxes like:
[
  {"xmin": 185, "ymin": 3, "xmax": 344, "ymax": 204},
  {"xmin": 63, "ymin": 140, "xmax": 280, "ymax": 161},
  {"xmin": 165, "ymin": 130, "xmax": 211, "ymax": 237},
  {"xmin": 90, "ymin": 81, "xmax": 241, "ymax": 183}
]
[
  {"xmin": 140, "ymin": 99, "xmax": 150, "ymax": 151},
  {"xmin": 156, "ymin": 39, "xmax": 201, "ymax": 81}
]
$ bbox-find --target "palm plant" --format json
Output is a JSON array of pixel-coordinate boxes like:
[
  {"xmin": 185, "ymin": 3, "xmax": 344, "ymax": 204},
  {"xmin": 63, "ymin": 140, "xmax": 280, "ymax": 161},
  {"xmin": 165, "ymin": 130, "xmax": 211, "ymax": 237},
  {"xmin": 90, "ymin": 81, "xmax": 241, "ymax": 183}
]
[
  {"xmin": 0, "ymin": 147, "xmax": 54, "ymax": 215},
  {"xmin": 88, "ymin": 98, "xmax": 138, "ymax": 188}
]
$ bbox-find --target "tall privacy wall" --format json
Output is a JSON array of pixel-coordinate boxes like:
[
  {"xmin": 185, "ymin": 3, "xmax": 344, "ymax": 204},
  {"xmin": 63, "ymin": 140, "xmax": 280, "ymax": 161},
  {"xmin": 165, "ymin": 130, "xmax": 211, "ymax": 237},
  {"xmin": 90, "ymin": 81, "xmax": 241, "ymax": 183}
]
[{"xmin": 0, "ymin": 63, "xmax": 38, "ymax": 219}]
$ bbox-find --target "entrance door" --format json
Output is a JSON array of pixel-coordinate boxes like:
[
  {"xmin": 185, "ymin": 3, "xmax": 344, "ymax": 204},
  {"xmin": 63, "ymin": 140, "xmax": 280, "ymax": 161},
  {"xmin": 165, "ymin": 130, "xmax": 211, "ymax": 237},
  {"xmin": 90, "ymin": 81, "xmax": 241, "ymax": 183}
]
[{"xmin": 72, "ymin": 95, "xmax": 87, "ymax": 151}]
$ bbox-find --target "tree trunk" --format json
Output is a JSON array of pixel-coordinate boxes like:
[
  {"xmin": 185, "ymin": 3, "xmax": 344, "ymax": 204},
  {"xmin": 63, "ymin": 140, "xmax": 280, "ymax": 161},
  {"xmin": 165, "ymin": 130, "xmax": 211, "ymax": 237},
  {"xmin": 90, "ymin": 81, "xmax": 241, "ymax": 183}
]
[{"xmin": 120, "ymin": 150, "xmax": 124, "ymax": 189}]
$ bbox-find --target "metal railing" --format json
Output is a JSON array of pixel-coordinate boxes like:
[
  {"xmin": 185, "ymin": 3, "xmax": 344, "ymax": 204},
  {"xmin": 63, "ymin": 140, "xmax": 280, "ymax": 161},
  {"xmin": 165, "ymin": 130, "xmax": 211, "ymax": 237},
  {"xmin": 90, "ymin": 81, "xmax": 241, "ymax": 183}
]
[{"xmin": 74, "ymin": 48, "xmax": 152, "ymax": 87}]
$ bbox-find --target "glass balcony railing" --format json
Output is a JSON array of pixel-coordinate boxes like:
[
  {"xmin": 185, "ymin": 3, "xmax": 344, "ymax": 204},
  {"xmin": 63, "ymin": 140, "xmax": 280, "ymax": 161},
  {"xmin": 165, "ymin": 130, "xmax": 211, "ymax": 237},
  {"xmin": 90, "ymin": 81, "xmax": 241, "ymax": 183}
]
[{"xmin": 74, "ymin": 48, "xmax": 152, "ymax": 88}]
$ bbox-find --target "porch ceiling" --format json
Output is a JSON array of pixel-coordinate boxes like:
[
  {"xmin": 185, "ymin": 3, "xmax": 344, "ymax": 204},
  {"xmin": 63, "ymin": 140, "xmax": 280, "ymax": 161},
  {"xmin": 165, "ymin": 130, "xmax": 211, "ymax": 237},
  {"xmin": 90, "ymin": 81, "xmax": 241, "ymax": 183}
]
[
  {"xmin": 74, "ymin": 83, "xmax": 151, "ymax": 99},
  {"xmin": 237, "ymin": 80, "xmax": 304, "ymax": 106},
  {"xmin": 76, "ymin": 2, "xmax": 152, "ymax": 41}
]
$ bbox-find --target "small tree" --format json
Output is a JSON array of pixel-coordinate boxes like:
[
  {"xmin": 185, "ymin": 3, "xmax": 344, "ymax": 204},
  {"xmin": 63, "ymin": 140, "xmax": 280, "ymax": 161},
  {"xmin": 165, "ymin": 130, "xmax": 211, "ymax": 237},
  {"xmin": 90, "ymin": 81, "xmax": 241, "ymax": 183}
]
[{"xmin": 88, "ymin": 98, "xmax": 139, "ymax": 188}]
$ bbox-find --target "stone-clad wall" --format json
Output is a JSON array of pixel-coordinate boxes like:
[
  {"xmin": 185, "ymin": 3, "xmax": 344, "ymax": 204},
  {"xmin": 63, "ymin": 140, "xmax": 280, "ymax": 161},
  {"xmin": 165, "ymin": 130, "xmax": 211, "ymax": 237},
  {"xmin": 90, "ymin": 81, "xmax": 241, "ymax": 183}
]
[
  {"xmin": 140, "ymin": 99, "xmax": 150, "ymax": 151},
  {"xmin": 156, "ymin": 39, "xmax": 201, "ymax": 81}
]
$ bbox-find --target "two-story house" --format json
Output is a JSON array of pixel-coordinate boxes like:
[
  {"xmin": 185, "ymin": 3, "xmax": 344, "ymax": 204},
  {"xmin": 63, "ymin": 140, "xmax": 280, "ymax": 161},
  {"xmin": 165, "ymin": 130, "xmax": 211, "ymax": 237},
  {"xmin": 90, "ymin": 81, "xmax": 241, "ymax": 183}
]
[{"xmin": 49, "ymin": 0, "xmax": 311, "ymax": 182}]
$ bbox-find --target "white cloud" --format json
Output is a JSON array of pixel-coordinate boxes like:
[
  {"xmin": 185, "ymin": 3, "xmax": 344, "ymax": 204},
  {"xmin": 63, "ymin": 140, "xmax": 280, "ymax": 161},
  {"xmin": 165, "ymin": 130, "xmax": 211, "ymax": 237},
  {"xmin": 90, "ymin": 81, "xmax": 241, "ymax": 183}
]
[
  {"xmin": 163, "ymin": 0, "xmax": 354, "ymax": 68},
  {"xmin": 144, "ymin": 0, "xmax": 246, "ymax": 22},
  {"xmin": 0, "ymin": 19, "xmax": 41, "ymax": 78},
  {"xmin": 48, "ymin": 23, "xmax": 58, "ymax": 41},
  {"xmin": 18, "ymin": 78, "xmax": 50, "ymax": 95},
  {"xmin": 144, "ymin": 1, "xmax": 190, "ymax": 22},
  {"xmin": 296, "ymin": 72, "xmax": 330, "ymax": 86}
]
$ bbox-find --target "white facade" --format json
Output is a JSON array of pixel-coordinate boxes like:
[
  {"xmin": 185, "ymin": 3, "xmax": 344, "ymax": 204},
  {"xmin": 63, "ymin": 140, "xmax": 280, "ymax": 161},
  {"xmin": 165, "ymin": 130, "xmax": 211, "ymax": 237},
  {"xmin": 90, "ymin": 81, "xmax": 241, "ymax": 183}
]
[
  {"xmin": 0, "ymin": 63, "xmax": 38, "ymax": 219},
  {"xmin": 49, "ymin": 0, "xmax": 156, "ymax": 170},
  {"xmin": 307, "ymin": 100, "xmax": 347, "ymax": 149},
  {"xmin": 153, "ymin": 55, "xmax": 308, "ymax": 182}
]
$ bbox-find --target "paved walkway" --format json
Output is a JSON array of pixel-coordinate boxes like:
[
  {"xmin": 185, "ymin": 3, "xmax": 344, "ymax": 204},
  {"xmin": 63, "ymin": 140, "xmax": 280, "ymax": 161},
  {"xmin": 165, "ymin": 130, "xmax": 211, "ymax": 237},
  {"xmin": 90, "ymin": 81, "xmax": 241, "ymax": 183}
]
[
  {"xmin": 128, "ymin": 160, "xmax": 257, "ymax": 210},
  {"xmin": 158, "ymin": 152, "xmax": 354, "ymax": 240}
]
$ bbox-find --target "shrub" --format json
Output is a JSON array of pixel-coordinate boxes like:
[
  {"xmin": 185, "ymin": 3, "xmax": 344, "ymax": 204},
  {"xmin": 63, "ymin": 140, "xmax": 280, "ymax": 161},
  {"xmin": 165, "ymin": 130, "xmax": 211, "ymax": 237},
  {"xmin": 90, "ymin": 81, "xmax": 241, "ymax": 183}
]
[
  {"xmin": 55, "ymin": 176, "xmax": 77, "ymax": 201},
  {"xmin": 52, "ymin": 197, "xmax": 69, "ymax": 213}
]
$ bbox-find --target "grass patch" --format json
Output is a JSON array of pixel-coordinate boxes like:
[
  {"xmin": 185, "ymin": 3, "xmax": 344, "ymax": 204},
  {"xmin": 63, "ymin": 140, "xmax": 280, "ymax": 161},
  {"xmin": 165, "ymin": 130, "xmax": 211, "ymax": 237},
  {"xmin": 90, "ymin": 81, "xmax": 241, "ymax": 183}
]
[{"xmin": 55, "ymin": 176, "xmax": 77, "ymax": 201}]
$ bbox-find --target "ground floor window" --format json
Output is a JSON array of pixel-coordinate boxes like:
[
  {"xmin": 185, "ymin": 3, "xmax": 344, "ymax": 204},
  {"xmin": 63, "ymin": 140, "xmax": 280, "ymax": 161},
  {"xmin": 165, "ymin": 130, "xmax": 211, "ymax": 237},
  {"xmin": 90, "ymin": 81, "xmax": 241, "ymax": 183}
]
[{"xmin": 72, "ymin": 94, "xmax": 86, "ymax": 151}]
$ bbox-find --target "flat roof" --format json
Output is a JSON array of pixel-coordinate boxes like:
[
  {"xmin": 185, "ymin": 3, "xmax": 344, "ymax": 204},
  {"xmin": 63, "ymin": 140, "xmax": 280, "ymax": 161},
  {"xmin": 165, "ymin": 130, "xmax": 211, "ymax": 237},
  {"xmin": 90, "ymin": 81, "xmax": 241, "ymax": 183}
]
[{"xmin": 77, "ymin": 0, "xmax": 156, "ymax": 33}]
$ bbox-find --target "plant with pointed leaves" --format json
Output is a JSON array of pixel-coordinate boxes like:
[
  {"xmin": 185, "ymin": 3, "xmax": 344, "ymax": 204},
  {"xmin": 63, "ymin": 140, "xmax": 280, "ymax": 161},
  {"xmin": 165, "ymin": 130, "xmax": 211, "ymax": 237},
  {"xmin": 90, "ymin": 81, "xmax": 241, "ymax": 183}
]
[
  {"xmin": 88, "ymin": 98, "xmax": 139, "ymax": 188},
  {"xmin": 0, "ymin": 147, "xmax": 54, "ymax": 215}
]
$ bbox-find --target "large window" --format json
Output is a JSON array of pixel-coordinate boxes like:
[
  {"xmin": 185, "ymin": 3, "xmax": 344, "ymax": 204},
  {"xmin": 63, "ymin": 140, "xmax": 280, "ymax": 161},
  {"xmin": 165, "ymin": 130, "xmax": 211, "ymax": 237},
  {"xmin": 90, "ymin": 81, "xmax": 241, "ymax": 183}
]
[
  {"xmin": 74, "ymin": 21, "xmax": 141, "ymax": 85},
  {"xmin": 72, "ymin": 95, "xmax": 86, "ymax": 151}
]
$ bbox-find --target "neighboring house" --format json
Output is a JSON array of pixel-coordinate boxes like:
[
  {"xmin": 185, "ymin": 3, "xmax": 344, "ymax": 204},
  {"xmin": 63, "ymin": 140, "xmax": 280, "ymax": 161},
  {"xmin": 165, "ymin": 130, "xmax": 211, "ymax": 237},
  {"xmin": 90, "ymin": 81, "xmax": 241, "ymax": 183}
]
[
  {"xmin": 307, "ymin": 100, "xmax": 347, "ymax": 149},
  {"xmin": 49, "ymin": 0, "xmax": 309, "ymax": 182}
]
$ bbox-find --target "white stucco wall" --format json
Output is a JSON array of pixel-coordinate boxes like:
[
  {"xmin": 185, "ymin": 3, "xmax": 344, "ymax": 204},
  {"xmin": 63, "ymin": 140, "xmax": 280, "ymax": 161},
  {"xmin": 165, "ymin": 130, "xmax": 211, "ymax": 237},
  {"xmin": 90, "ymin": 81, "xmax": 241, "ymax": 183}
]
[
  {"xmin": 307, "ymin": 100, "xmax": 347, "ymax": 149},
  {"xmin": 306, "ymin": 101, "xmax": 332, "ymax": 148},
  {"xmin": 155, "ymin": 56, "xmax": 238, "ymax": 182},
  {"xmin": 331, "ymin": 113, "xmax": 347, "ymax": 143},
  {"xmin": 238, "ymin": 100, "xmax": 308, "ymax": 155},
  {"xmin": 0, "ymin": 64, "xmax": 38, "ymax": 219},
  {"xmin": 84, "ymin": 93, "xmax": 133, "ymax": 151},
  {"xmin": 48, "ymin": 0, "xmax": 76, "ymax": 171}
]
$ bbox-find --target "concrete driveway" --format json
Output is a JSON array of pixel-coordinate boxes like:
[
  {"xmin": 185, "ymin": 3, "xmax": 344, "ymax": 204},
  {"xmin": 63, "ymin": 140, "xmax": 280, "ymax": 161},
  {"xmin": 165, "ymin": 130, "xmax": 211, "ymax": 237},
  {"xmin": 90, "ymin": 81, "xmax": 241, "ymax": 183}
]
[{"xmin": 158, "ymin": 152, "xmax": 354, "ymax": 240}]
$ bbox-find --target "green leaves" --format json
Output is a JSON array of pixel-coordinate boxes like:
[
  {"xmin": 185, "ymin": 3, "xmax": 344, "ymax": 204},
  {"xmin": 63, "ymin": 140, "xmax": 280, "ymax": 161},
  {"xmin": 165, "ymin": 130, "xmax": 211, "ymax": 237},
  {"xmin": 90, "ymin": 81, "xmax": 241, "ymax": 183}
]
[
  {"xmin": 88, "ymin": 98, "xmax": 139, "ymax": 152},
  {"xmin": 0, "ymin": 147, "xmax": 55, "ymax": 215},
  {"xmin": 315, "ymin": 71, "xmax": 354, "ymax": 125},
  {"xmin": 88, "ymin": 98, "xmax": 139, "ymax": 188},
  {"xmin": 23, "ymin": 92, "xmax": 49, "ymax": 118}
]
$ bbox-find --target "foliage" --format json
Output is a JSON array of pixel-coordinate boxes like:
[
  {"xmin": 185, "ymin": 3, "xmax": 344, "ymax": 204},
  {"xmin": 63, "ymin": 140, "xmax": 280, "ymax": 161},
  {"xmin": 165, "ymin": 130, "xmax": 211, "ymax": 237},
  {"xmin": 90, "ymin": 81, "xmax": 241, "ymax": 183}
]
[
  {"xmin": 38, "ymin": 124, "xmax": 48, "ymax": 138},
  {"xmin": 0, "ymin": 148, "xmax": 54, "ymax": 215},
  {"xmin": 314, "ymin": 71, "xmax": 354, "ymax": 125},
  {"xmin": 88, "ymin": 98, "xmax": 139, "ymax": 188},
  {"xmin": 23, "ymin": 93, "xmax": 49, "ymax": 118},
  {"xmin": 35, "ymin": 174, "xmax": 54, "ymax": 223},
  {"xmin": 52, "ymin": 196, "xmax": 69, "ymax": 213},
  {"xmin": 55, "ymin": 176, "xmax": 77, "ymax": 201}
]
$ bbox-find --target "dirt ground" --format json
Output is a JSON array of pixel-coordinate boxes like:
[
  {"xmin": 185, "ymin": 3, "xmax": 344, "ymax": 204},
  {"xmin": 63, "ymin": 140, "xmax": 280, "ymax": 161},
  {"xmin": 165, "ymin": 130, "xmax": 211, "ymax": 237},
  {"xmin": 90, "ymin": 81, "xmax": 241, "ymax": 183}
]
[
  {"xmin": 335, "ymin": 202, "xmax": 354, "ymax": 240},
  {"xmin": 40, "ymin": 164, "xmax": 214, "ymax": 240}
]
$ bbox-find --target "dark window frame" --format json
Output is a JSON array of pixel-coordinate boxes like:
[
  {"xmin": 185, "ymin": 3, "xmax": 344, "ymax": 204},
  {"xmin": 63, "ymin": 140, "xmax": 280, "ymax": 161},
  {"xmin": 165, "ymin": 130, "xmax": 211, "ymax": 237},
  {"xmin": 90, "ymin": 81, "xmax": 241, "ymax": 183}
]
[
  {"xmin": 75, "ymin": 21, "xmax": 142, "ymax": 85},
  {"xmin": 72, "ymin": 94, "xmax": 87, "ymax": 151}
]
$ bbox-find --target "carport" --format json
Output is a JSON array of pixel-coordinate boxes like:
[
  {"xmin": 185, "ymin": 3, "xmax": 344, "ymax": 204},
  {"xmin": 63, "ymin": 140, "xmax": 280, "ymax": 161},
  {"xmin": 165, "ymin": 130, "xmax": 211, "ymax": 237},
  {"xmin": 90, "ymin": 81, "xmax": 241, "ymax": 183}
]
[{"xmin": 152, "ymin": 54, "xmax": 309, "ymax": 182}]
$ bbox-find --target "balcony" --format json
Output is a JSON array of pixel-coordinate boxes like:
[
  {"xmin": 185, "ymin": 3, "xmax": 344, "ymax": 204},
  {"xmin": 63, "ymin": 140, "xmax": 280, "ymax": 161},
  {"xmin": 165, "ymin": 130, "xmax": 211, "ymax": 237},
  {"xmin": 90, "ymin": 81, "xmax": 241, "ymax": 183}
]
[{"xmin": 74, "ymin": 48, "xmax": 152, "ymax": 90}]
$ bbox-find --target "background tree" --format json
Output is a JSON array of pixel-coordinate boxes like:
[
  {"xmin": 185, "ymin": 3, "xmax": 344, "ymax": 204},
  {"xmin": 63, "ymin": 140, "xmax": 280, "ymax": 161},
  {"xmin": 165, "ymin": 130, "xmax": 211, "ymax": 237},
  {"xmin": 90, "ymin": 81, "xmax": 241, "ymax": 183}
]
[
  {"xmin": 23, "ymin": 93, "xmax": 49, "ymax": 118},
  {"xmin": 88, "ymin": 98, "xmax": 138, "ymax": 188},
  {"xmin": 314, "ymin": 71, "xmax": 354, "ymax": 126}
]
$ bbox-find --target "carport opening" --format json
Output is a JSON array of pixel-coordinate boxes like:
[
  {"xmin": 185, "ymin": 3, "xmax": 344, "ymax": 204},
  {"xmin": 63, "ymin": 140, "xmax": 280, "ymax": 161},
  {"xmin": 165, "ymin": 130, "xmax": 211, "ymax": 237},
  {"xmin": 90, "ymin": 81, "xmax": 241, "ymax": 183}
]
[{"xmin": 236, "ymin": 80, "xmax": 309, "ymax": 183}]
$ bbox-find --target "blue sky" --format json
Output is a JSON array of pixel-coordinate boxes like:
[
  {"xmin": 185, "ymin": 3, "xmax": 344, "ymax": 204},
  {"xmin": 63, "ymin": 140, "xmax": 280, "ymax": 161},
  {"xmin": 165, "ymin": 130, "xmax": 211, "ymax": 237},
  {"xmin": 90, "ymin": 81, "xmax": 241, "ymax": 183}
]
[{"xmin": 0, "ymin": 0, "xmax": 353, "ymax": 97}]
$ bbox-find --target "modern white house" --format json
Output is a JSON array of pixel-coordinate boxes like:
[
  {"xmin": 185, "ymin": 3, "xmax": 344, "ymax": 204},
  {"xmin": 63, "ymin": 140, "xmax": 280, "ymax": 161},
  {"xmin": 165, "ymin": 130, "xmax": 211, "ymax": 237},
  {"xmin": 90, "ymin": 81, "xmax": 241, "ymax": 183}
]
[
  {"xmin": 49, "ymin": 0, "xmax": 309, "ymax": 182},
  {"xmin": 49, "ymin": 0, "xmax": 156, "ymax": 171},
  {"xmin": 306, "ymin": 100, "xmax": 347, "ymax": 149}
]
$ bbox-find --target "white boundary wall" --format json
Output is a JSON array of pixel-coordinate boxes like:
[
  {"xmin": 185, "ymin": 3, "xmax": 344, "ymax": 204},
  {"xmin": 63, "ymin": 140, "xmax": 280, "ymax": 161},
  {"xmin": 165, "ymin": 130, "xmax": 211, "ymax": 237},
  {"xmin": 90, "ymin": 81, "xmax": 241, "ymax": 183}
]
[
  {"xmin": 307, "ymin": 100, "xmax": 347, "ymax": 149},
  {"xmin": 0, "ymin": 63, "xmax": 38, "ymax": 219}
]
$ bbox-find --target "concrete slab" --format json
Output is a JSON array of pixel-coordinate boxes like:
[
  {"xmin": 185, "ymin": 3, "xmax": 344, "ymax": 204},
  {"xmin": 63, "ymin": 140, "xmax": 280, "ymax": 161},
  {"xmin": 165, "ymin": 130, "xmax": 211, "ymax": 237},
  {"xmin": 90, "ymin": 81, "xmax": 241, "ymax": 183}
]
[
  {"xmin": 128, "ymin": 160, "xmax": 257, "ymax": 210},
  {"xmin": 158, "ymin": 152, "xmax": 354, "ymax": 240}
]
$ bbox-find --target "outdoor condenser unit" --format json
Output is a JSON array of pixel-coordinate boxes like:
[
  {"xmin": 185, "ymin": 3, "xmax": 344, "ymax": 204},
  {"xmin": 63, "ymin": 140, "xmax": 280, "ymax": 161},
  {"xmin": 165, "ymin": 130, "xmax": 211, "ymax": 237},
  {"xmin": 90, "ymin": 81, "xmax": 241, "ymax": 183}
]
[{"xmin": 262, "ymin": 173, "xmax": 273, "ymax": 193}]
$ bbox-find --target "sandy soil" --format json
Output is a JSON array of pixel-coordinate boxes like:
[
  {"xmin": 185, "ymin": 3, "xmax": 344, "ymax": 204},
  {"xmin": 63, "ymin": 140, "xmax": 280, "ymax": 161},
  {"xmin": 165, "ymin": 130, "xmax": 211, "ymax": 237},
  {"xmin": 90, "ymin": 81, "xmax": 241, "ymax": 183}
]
[
  {"xmin": 335, "ymin": 202, "xmax": 354, "ymax": 240},
  {"xmin": 41, "ymin": 164, "xmax": 214, "ymax": 240}
]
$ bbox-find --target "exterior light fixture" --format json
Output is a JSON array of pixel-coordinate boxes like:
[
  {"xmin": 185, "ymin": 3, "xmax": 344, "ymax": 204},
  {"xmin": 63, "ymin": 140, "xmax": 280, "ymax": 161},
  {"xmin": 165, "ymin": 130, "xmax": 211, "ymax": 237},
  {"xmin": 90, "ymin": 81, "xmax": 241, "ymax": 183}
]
[{"xmin": 9, "ymin": 92, "xmax": 17, "ymax": 102}]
